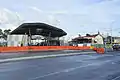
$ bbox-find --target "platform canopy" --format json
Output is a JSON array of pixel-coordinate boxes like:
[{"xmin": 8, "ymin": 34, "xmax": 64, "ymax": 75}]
[{"xmin": 10, "ymin": 23, "xmax": 67, "ymax": 37}]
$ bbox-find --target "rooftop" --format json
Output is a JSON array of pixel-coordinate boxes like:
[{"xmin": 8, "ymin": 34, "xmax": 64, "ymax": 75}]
[{"xmin": 10, "ymin": 23, "xmax": 67, "ymax": 38}]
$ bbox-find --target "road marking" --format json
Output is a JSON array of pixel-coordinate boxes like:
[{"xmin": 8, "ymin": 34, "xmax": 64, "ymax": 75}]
[
  {"xmin": 111, "ymin": 75, "xmax": 120, "ymax": 80},
  {"xmin": 29, "ymin": 60, "xmax": 112, "ymax": 80},
  {"xmin": 0, "ymin": 52, "xmax": 96, "ymax": 63},
  {"xmin": 29, "ymin": 64, "xmax": 93, "ymax": 80}
]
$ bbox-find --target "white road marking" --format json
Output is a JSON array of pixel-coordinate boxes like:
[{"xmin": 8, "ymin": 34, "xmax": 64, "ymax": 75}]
[
  {"xmin": 29, "ymin": 60, "xmax": 112, "ymax": 80},
  {"xmin": 29, "ymin": 64, "xmax": 93, "ymax": 80},
  {"xmin": 111, "ymin": 75, "xmax": 120, "ymax": 80}
]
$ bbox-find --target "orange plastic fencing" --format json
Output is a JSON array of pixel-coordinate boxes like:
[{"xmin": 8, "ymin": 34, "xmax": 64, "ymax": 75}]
[
  {"xmin": 0, "ymin": 46, "xmax": 29, "ymax": 53},
  {"xmin": 0, "ymin": 46, "xmax": 91, "ymax": 53},
  {"xmin": 96, "ymin": 48, "xmax": 105, "ymax": 54}
]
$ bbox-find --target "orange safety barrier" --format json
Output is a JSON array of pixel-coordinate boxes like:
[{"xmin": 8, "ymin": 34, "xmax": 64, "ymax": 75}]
[
  {"xmin": 0, "ymin": 46, "xmax": 91, "ymax": 53},
  {"xmin": 0, "ymin": 46, "xmax": 29, "ymax": 53},
  {"xmin": 96, "ymin": 48, "xmax": 105, "ymax": 54},
  {"xmin": 93, "ymin": 47, "xmax": 97, "ymax": 51}
]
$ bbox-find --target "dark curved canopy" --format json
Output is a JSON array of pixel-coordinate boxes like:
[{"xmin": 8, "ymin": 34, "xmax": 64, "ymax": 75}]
[{"xmin": 10, "ymin": 23, "xmax": 67, "ymax": 37}]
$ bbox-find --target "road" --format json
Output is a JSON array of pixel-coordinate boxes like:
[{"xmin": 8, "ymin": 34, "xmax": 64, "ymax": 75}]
[{"xmin": 1, "ymin": 52, "xmax": 120, "ymax": 80}]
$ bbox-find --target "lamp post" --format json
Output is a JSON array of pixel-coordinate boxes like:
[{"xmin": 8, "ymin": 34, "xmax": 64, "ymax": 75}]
[
  {"xmin": 110, "ymin": 20, "xmax": 115, "ymax": 51},
  {"xmin": 111, "ymin": 27, "xmax": 113, "ymax": 45}
]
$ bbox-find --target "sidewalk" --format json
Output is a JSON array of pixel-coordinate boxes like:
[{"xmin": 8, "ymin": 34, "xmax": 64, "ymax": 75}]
[{"xmin": 0, "ymin": 50, "xmax": 96, "ymax": 63}]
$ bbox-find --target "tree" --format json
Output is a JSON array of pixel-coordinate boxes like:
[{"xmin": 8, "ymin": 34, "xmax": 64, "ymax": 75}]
[
  {"xmin": 0, "ymin": 29, "xmax": 3, "ymax": 34},
  {"xmin": 78, "ymin": 34, "xmax": 81, "ymax": 37},
  {"xmin": 86, "ymin": 34, "xmax": 91, "ymax": 36},
  {"xmin": 0, "ymin": 29, "xmax": 3, "ymax": 38},
  {"xmin": 3, "ymin": 29, "xmax": 11, "ymax": 40},
  {"xmin": 0, "ymin": 29, "xmax": 3, "ymax": 35},
  {"xmin": 4, "ymin": 29, "xmax": 11, "ymax": 35}
]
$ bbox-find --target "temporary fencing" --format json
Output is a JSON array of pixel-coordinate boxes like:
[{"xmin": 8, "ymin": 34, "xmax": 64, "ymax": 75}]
[
  {"xmin": 92, "ymin": 44, "xmax": 105, "ymax": 54},
  {"xmin": 0, "ymin": 46, "xmax": 91, "ymax": 53}
]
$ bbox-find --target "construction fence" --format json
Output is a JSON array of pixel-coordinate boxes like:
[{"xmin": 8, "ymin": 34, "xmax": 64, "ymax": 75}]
[{"xmin": 0, "ymin": 46, "xmax": 91, "ymax": 53}]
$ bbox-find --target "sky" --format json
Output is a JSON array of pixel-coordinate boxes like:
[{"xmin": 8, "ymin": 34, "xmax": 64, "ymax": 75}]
[{"xmin": 0, "ymin": 0, "xmax": 120, "ymax": 39}]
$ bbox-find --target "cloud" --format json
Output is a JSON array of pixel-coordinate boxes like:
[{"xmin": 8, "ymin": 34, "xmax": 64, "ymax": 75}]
[
  {"xmin": 28, "ymin": 0, "xmax": 120, "ymax": 36},
  {"xmin": 81, "ymin": 0, "xmax": 113, "ymax": 4},
  {"xmin": 29, "ymin": 6, "xmax": 61, "ymax": 27},
  {"xmin": 0, "ymin": 8, "xmax": 24, "ymax": 30},
  {"xmin": 29, "ymin": 6, "xmax": 43, "ymax": 13},
  {"xmin": 0, "ymin": 0, "xmax": 119, "ymax": 36},
  {"xmin": 47, "ymin": 0, "xmax": 120, "ymax": 37}
]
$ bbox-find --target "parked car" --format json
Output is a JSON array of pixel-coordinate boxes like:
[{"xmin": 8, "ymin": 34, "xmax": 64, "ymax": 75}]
[{"xmin": 113, "ymin": 44, "xmax": 120, "ymax": 51}]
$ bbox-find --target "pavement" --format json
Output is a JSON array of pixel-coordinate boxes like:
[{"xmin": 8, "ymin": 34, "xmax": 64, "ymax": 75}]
[
  {"xmin": 0, "ymin": 50, "xmax": 96, "ymax": 63},
  {"xmin": 0, "ymin": 51, "xmax": 120, "ymax": 80}
]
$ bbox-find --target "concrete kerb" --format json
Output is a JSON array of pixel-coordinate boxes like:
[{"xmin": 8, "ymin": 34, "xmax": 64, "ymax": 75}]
[{"xmin": 0, "ymin": 51, "xmax": 96, "ymax": 63}]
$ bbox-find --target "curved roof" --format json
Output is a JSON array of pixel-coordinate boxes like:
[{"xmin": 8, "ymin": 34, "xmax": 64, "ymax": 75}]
[{"xmin": 10, "ymin": 23, "xmax": 67, "ymax": 37}]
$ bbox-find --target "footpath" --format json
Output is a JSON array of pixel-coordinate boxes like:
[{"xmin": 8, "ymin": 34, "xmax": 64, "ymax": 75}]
[{"xmin": 0, "ymin": 50, "xmax": 96, "ymax": 63}]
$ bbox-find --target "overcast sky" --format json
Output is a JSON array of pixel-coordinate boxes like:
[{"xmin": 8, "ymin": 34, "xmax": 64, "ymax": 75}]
[{"xmin": 0, "ymin": 0, "xmax": 120, "ymax": 38}]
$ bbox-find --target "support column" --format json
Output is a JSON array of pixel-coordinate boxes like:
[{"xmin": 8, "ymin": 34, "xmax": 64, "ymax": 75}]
[
  {"xmin": 28, "ymin": 28, "xmax": 32, "ymax": 46},
  {"xmin": 47, "ymin": 32, "xmax": 51, "ymax": 46}
]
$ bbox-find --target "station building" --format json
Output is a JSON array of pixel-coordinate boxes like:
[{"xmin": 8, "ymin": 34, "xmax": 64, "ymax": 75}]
[{"xmin": 7, "ymin": 23, "xmax": 67, "ymax": 47}]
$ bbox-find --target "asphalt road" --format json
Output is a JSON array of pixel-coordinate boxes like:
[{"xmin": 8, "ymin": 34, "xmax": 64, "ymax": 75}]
[{"xmin": 1, "ymin": 52, "xmax": 120, "ymax": 80}]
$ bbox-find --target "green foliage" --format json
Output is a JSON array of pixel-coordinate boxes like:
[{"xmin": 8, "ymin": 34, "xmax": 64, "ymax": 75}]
[
  {"xmin": 0, "ymin": 29, "xmax": 11, "ymax": 40},
  {"xmin": 0, "ymin": 29, "xmax": 3, "ymax": 35},
  {"xmin": 105, "ymin": 44, "xmax": 112, "ymax": 48}
]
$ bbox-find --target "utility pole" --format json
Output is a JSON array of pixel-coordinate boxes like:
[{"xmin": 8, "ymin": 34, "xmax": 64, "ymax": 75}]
[
  {"xmin": 111, "ymin": 27, "xmax": 112, "ymax": 45},
  {"xmin": 110, "ymin": 20, "xmax": 115, "ymax": 50}
]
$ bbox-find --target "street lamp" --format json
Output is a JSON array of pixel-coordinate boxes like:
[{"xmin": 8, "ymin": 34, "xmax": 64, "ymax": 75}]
[{"xmin": 110, "ymin": 20, "xmax": 115, "ymax": 46}]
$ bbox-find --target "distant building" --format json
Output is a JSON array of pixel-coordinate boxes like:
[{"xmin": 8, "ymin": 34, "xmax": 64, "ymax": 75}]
[
  {"xmin": 69, "ymin": 32, "xmax": 104, "ymax": 46},
  {"xmin": 106, "ymin": 36, "xmax": 120, "ymax": 44},
  {"xmin": 113, "ymin": 37, "xmax": 120, "ymax": 44}
]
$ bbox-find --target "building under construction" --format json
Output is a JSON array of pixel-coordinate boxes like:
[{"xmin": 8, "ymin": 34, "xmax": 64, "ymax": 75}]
[{"xmin": 7, "ymin": 23, "xmax": 67, "ymax": 47}]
